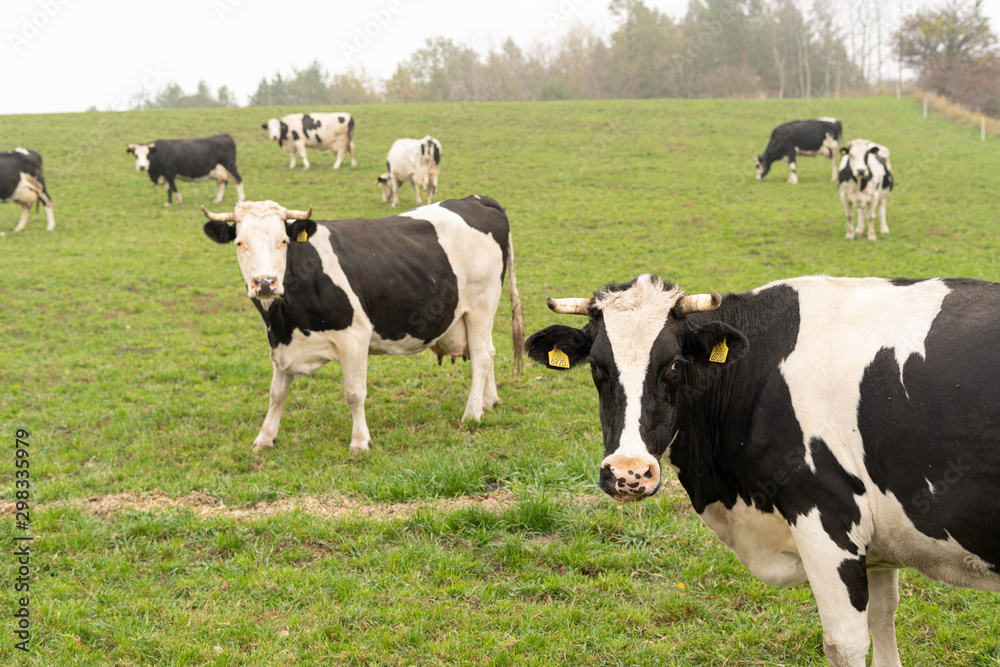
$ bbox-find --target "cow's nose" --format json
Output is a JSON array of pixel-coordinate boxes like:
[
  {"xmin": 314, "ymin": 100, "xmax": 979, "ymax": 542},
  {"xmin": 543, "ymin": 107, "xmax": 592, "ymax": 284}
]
[
  {"xmin": 600, "ymin": 457, "xmax": 660, "ymax": 501},
  {"xmin": 253, "ymin": 276, "xmax": 278, "ymax": 296}
]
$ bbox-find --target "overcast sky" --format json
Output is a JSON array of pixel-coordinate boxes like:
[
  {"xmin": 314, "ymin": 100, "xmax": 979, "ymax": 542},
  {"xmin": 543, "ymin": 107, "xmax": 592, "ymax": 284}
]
[{"xmin": 3, "ymin": 0, "xmax": 999, "ymax": 116}]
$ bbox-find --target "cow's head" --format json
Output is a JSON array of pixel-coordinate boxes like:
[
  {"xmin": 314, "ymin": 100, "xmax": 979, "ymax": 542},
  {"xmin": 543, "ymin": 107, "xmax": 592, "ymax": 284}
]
[
  {"xmin": 525, "ymin": 275, "xmax": 748, "ymax": 502},
  {"xmin": 841, "ymin": 140, "xmax": 882, "ymax": 180},
  {"xmin": 376, "ymin": 173, "xmax": 392, "ymax": 203},
  {"xmin": 127, "ymin": 143, "xmax": 155, "ymax": 171},
  {"xmin": 754, "ymin": 155, "xmax": 769, "ymax": 180},
  {"xmin": 202, "ymin": 200, "xmax": 316, "ymax": 303},
  {"xmin": 262, "ymin": 119, "xmax": 285, "ymax": 143}
]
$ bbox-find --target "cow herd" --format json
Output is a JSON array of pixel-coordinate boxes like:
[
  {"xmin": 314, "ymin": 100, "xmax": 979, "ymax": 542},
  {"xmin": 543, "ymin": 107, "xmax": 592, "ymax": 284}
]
[
  {"xmin": 755, "ymin": 117, "xmax": 895, "ymax": 241},
  {"xmin": 6, "ymin": 109, "xmax": 998, "ymax": 667}
]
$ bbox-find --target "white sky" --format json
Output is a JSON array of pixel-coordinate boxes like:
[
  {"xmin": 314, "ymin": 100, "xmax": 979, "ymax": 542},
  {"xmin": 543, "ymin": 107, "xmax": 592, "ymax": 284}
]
[{"xmin": 2, "ymin": 0, "xmax": 999, "ymax": 115}]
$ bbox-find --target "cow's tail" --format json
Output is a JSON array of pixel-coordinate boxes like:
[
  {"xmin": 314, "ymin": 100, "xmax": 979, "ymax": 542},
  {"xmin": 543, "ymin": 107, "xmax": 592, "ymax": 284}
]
[
  {"xmin": 25, "ymin": 174, "xmax": 52, "ymax": 209},
  {"xmin": 507, "ymin": 230, "xmax": 524, "ymax": 378},
  {"xmin": 833, "ymin": 120, "xmax": 843, "ymax": 141}
]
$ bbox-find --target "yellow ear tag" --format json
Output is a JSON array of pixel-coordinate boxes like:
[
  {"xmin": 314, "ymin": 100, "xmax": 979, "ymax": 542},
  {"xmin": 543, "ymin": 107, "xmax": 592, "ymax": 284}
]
[
  {"xmin": 548, "ymin": 346, "xmax": 570, "ymax": 369},
  {"xmin": 296, "ymin": 230, "xmax": 309, "ymax": 242},
  {"xmin": 709, "ymin": 338, "xmax": 729, "ymax": 363}
]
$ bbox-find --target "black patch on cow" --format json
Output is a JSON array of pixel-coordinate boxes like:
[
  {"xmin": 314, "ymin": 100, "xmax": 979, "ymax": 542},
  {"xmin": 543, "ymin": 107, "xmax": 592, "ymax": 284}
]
[
  {"xmin": 838, "ymin": 164, "xmax": 854, "ymax": 185},
  {"xmin": 323, "ymin": 217, "xmax": 460, "ymax": 343},
  {"xmin": 438, "ymin": 196, "xmax": 510, "ymax": 280},
  {"xmin": 279, "ymin": 121, "xmax": 289, "ymax": 147},
  {"xmin": 337, "ymin": 115, "xmax": 345, "ymax": 123},
  {"xmin": 301, "ymin": 114, "xmax": 321, "ymax": 138},
  {"xmin": 432, "ymin": 142, "xmax": 441, "ymax": 165},
  {"xmin": 291, "ymin": 130, "xmax": 299, "ymax": 141},
  {"xmin": 252, "ymin": 238, "xmax": 354, "ymax": 348},
  {"xmin": 858, "ymin": 279, "xmax": 1000, "ymax": 573},
  {"xmin": 889, "ymin": 278, "xmax": 927, "ymax": 287},
  {"xmin": 348, "ymin": 116, "xmax": 355, "ymax": 140},
  {"xmin": 838, "ymin": 556, "xmax": 869, "ymax": 611}
]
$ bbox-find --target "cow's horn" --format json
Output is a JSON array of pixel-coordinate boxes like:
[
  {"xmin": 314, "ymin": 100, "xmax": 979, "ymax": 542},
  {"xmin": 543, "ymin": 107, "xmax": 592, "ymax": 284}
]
[
  {"xmin": 201, "ymin": 205, "xmax": 236, "ymax": 222},
  {"xmin": 284, "ymin": 206, "xmax": 312, "ymax": 220},
  {"xmin": 677, "ymin": 290, "xmax": 722, "ymax": 314},
  {"xmin": 546, "ymin": 296, "xmax": 590, "ymax": 315}
]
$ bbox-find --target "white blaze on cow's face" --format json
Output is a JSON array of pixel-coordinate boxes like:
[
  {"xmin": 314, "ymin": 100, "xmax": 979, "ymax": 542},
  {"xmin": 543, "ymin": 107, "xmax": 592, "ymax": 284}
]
[
  {"xmin": 130, "ymin": 144, "xmax": 153, "ymax": 171},
  {"xmin": 231, "ymin": 201, "xmax": 294, "ymax": 302},
  {"xmin": 843, "ymin": 140, "xmax": 879, "ymax": 179},
  {"xmin": 265, "ymin": 119, "xmax": 282, "ymax": 142},
  {"xmin": 590, "ymin": 275, "xmax": 688, "ymax": 501}
]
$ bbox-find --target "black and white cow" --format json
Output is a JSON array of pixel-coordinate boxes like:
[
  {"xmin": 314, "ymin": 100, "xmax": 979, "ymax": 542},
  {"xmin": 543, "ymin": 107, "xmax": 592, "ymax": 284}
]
[
  {"xmin": 838, "ymin": 139, "xmax": 894, "ymax": 241},
  {"xmin": 127, "ymin": 134, "xmax": 246, "ymax": 206},
  {"xmin": 756, "ymin": 117, "xmax": 842, "ymax": 184},
  {"xmin": 261, "ymin": 113, "xmax": 357, "ymax": 169},
  {"xmin": 202, "ymin": 195, "xmax": 523, "ymax": 451},
  {"xmin": 525, "ymin": 273, "xmax": 999, "ymax": 666},
  {"xmin": 0, "ymin": 147, "xmax": 55, "ymax": 232},
  {"xmin": 377, "ymin": 136, "xmax": 442, "ymax": 207}
]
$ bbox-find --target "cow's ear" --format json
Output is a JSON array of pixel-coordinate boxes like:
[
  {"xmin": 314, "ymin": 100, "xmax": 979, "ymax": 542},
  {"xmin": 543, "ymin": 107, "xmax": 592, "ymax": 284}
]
[
  {"xmin": 524, "ymin": 324, "xmax": 594, "ymax": 370},
  {"xmin": 126, "ymin": 144, "xmax": 136, "ymax": 155},
  {"xmin": 260, "ymin": 123, "xmax": 267, "ymax": 130},
  {"xmin": 286, "ymin": 219, "xmax": 317, "ymax": 242},
  {"xmin": 868, "ymin": 145, "xmax": 880, "ymax": 155},
  {"xmin": 203, "ymin": 220, "xmax": 236, "ymax": 244},
  {"xmin": 840, "ymin": 147, "xmax": 849, "ymax": 156},
  {"xmin": 684, "ymin": 321, "xmax": 748, "ymax": 366},
  {"xmin": 147, "ymin": 143, "xmax": 157, "ymax": 154}
]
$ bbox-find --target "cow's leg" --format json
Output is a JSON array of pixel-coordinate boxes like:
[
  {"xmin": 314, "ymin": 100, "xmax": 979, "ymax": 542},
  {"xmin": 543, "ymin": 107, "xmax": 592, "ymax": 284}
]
[
  {"xmin": 878, "ymin": 199, "xmax": 889, "ymax": 235},
  {"xmin": 298, "ymin": 142, "xmax": 310, "ymax": 170},
  {"xmin": 212, "ymin": 179, "xmax": 227, "ymax": 204},
  {"xmin": 426, "ymin": 181, "xmax": 436, "ymax": 205},
  {"xmin": 332, "ymin": 146, "xmax": 344, "ymax": 169},
  {"xmin": 287, "ymin": 146, "xmax": 297, "ymax": 169},
  {"xmin": 340, "ymin": 345, "xmax": 372, "ymax": 451},
  {"xmin": 482, "ymin": 337, "xmax": 500, "ymax": 411},
  {"xmin": 868, "ymin": 569, "xmax": 902, "ymax": 667},
  {"xmin": 787, "ymin": 155, "xmax": 798, "ymax": 184},
  {"xmin": 792, "ymin": 520, "xmax": 872, "ymax": 667},
  {"xmin": 412, "ymin": 182, "xmax": 422, "ymax": 205},
  {"xmin": 866, "ymin": 203, "xmax": 877, "ymax": 241},
  {"xmin": 252, "ymin": 365, "xmax": 294, "ymax": 450},
  {"xmin": 462, "ymin": 312, "xmax": 496, "ymax": 422},
  {"xmin": 830, "ymin": 151, "xmax": 838, "ymax": 181},
  {"xmin": 43, "ymin": 201, "xmax": 55, "ymax": 231},
  {"xmin": 348, "ymin": 139, "xmax": 357, "ymax": 167},
  {"xmin": 164, "ymin": 176, "xmax": 180, "ymax": 206},
  {"xmin": 390, "ymin": 177, "xmax": 401, "ymax": 208},
  {"xmin": 854, "ymin": 206, "xmax": 866, "ymax": 238},
  {"xmin": 234, "ymin": 181, "xmax": 246, "ymax": 203},
  {"xmin": 13, "ymin": 204, "xmax": 30, "ymax": 232},
  {"xmin": 843, "ymin": 201, "xmax": 855, "ymax": 240}
]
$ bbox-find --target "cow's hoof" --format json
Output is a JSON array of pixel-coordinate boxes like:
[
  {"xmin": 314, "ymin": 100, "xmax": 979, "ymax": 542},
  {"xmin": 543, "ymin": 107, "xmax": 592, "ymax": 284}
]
[
  {"xmin": 164, "ymin": 202, "xmax": 172, "ymax": 207},
  {"xmin": 348, "ymin": 440, "xmax": 371, "ymax": 452},
  {"xmin": 251, "ymin": 439, "xmax": 275, "ymax": 451}
]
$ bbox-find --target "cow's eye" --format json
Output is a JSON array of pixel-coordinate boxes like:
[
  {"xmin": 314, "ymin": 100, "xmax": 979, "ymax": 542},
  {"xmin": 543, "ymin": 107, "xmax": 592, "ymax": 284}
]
[
  {"xmin": 591, "ymin": 364, "xmax": 605, "ymax": 383},
  {"xmin": 664, "ymin": 359, "xmax": 686, "ymax": 380},
  {"xmin": 278, "ymin": 239, "xmax": 288, "ymax": 248},
  {"xmin": 234, "ymin": 240, "xmax": 246, "ymax": 249}
]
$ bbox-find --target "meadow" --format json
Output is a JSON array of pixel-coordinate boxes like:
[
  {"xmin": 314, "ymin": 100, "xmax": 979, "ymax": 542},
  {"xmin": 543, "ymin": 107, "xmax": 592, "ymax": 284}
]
[{"xmin": 1, "ymin": 96, "xmax": 998, "ymax": 666}]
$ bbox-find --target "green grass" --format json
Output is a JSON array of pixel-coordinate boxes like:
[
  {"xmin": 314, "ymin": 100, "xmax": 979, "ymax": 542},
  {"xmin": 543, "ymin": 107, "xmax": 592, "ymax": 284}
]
[{"xmin": 1, "ymin": 97, "xmax": 998, "ymax": 665}]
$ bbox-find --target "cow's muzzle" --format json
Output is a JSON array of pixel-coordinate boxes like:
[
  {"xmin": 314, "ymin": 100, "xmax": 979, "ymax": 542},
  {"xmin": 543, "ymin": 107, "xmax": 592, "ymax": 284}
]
[
  {"xmin": 251, "ymin": 276, "xmax": 279, "ymax": 297},
  {"xmin": 600, "ymin": 454, "xmax": 661, "ymax": 501}
]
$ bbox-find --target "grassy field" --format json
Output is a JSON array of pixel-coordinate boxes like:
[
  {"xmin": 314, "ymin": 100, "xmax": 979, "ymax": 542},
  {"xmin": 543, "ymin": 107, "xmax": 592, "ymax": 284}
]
[{"xmin": 1, "ymin": 97, "xmax": 998, "ymax": 666}]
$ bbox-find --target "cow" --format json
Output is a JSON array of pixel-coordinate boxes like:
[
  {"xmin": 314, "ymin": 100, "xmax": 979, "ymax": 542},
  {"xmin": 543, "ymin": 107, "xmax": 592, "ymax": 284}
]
[
  {"xmin": 756, "ymin": 117, "xmax": 842, "ymax": 184},
  {"xmin": 261, "ymin": 113, "xmax": 357, "ymax": 169},
  {"xmin": 524, "ymin": 273, "xmax": 1000, "ymax": 666},
  {"xmin": 838, "ymin": 139, "xmax": 894, "ymax": 241},
  {"xmin": 201, "ymin": 195, "xmax": 524, "ymax": 452},
  {"xmin": 127, "ymin": 134, "xmax": 245, "ymax": 206},
  {"xmin": 0, "ymin": 148, "xmax": 55, "ymax": 232},
  {"xmin": 377, "ymin": 136, "xmax": 442, "ymax": 208}
]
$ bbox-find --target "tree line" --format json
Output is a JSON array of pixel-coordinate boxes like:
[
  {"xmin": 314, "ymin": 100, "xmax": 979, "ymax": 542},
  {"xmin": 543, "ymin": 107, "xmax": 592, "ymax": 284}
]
[{"xmin": 135, "ymin": 0, "xmax": 1000, "ymax": 116}]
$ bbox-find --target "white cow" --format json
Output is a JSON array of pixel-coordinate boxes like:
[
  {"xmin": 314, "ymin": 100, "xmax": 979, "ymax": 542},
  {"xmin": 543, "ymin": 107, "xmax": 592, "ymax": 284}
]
[
  {"xmin": 838, "ymin": 139, "xmax": 893, "ymax": 241},
  {"xmin": 377, "ymin": 136, "xmax": 442, "ymax": 207},
  {"xmin": 261, "ymin": 112, "xmax": 357, "ymax": 169}
]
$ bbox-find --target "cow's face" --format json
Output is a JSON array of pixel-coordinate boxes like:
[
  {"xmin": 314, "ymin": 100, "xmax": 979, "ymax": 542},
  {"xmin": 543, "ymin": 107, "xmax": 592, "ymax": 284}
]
[
  {"xmin": 842, "ymin": 141, "xmax": 880, "ymax": 180},
  {"xmin": 202, "ymin": 200, "xmax": 316, "ymax": 303},
  {"xmin": 524, "ymin": 275, "xmax": 747, "ymax": 502},
  {"xmin": 127, "ymin": 143, "xmax": 155, "ymax": 171},
  {"xmin": 755, "ymin": 155, "xmax": 768, "ymax": 180},
  {"xmin": 263, "ymin": 119, "xmax": 283, "ymax": 142},
  {"xmin": 376, "ymin": 173, "xmax": 392, "ymax": 202}
]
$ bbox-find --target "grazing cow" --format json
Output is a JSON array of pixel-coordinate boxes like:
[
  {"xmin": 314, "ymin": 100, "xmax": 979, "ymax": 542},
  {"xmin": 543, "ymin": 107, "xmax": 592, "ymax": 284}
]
[
  {"xmin": 838, "ymin": 139, "xmax": 894, "ymax": 241},
  {"xmin": 377, "ymin": 136, "xmax": 442, "ymax": 207},
  {"xmin": 261, "ymin": 112, "xmax": 357, "ymax": 169},
  {"xmin": 202, "ymin": 195, "xmax": 523, "ymax": 451},
  {"xmin": 756, "ymin": 117, "xmax": 842, "ymax": 184},
  {"xmin": 127, "ymin": 134, "xmax": 245, "ymax": 206},
  {"xmin": 0, "ymin": 148, "xmax": 54, "ymax": 232},
  {"xmin": 525, "ymin": 273, "xmax": 1000, "ymax": 666}
]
